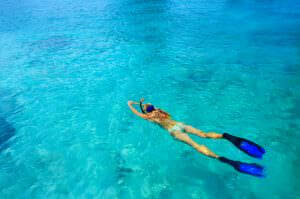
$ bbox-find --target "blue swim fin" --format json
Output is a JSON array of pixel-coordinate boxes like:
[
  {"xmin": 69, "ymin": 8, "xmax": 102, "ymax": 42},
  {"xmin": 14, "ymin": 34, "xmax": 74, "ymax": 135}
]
[
  {"xmin": 219, "ymin": 157, "xmax": 264, "ymax": 177},
  {"xmin": 223, "ymin": 133, "xmax": 265, "ymax": 158}
]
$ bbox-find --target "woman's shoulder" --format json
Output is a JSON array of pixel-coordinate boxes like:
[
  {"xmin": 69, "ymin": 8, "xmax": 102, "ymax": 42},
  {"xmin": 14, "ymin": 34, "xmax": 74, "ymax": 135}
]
[{"xmin": 148, "ymin": 110, "xmax": 160, "ymax": 118}]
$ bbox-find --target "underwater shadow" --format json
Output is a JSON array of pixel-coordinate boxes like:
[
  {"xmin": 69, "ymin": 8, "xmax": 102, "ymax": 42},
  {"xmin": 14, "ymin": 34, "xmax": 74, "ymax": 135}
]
[
  {"xmin": 0, "ymin": 117, "xmax": 16, "ymax": 152},
  {"xmin": 0, "ymin": 89, "xmax": 19, "ymax": 153}
]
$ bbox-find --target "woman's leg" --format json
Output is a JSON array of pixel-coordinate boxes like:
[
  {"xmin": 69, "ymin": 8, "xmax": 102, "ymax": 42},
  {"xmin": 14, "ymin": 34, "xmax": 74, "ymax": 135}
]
[
  {"xmin": 183, "ymin": 125, "xmax": 223, "ymax": 139},
  {"xmin": 170, "ymin": 131, "xmax": 219, "ymax": 159}
]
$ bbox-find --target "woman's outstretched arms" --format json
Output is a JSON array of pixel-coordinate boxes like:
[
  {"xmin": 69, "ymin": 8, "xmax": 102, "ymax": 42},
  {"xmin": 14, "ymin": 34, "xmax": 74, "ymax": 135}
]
[{"xmin": 128, "ymin": 101, "xmax": 149, "ymax": 119}]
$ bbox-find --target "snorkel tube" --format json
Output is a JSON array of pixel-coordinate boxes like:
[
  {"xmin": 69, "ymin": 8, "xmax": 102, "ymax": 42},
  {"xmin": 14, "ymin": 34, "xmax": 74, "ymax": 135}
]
[{"xmin": 140, "ymin": 100, "xmax": 146, "ymax": 113}]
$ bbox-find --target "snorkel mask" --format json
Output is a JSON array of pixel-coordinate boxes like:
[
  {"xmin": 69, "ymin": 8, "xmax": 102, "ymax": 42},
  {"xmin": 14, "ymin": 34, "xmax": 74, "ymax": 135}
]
[
  {"xmin": 146, "ymin": 105, "xmax": 155, "ymax": 113},
  {"xmin": 140, "ymin": 101, "xmax": 155, "ymax": 113}
]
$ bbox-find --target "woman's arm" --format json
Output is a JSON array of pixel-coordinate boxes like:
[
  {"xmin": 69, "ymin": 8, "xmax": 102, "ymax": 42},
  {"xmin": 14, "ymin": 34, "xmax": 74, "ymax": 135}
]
[{"xmin": 127, "ymin": 101, "xmax": 149, "ymax": 119}]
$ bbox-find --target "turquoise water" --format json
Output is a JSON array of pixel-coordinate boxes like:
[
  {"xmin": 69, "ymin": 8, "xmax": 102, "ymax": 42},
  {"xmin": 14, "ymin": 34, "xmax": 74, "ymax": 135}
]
[{"xmin": 1, "ymin": 0, "xmax": 300, "ymax": 198}]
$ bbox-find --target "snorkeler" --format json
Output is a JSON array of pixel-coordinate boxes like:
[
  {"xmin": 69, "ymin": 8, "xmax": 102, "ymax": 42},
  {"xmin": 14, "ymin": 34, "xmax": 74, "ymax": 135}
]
[{"xmin": 128, "ymin": 99, "xmax": 266, "ymax": 177}]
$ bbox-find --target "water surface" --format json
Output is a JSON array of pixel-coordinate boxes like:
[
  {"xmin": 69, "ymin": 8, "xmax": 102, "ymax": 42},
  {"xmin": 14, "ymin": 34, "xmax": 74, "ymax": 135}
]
[{"xmin": 0, "ymin": 0, "xmax": 300, "ymax": 198}]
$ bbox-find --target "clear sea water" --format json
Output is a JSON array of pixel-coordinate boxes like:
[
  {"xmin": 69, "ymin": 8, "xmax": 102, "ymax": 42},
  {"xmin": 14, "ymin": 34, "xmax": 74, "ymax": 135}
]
[{"xmin": 0, "ymin": 0, "xmax": 300, "ymax": 198}]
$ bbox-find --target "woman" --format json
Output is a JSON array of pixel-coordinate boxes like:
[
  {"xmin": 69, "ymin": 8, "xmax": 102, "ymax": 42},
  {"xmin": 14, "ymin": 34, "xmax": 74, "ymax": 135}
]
[{"xmin": 128, "ymin": 99, "xmax": 266, "ymax": 177}]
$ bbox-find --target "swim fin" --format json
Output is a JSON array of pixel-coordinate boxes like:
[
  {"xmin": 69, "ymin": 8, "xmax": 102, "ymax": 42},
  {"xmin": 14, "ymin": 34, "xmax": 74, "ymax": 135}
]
[
  {"xmin": 219, "ymin": 157, "xmax": 264, "ymax": 177},
  {"xmin": 223, "ymin": 133, "xmax": 265, "ymax": 158}
]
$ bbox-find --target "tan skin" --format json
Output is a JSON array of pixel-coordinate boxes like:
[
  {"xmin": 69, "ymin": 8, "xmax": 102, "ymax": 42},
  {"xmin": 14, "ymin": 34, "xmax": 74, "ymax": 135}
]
[{"xmin": 128, "ymin": 99, "xmax": 224, "ymax": 159}]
